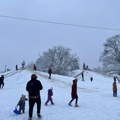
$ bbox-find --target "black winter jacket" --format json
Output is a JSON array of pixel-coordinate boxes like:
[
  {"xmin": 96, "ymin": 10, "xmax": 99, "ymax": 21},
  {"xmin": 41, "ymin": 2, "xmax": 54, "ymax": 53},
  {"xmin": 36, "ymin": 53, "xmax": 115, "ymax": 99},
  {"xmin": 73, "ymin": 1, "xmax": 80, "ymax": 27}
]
[
  {"xmin": 0, "ymin": 77, "xmax": 4, "ymax": 84},
  {"xmin": 26, "ymin": 79, "xmax": 43, "ymax": 97}
]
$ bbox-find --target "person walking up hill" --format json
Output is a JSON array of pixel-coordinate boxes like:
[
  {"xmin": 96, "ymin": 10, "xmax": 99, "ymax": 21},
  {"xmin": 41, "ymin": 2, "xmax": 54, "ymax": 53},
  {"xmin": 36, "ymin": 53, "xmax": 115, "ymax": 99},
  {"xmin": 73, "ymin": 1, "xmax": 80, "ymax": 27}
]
[{"xmin": 68, "ymin": 79, "xmax": 79, "ymax": 107}]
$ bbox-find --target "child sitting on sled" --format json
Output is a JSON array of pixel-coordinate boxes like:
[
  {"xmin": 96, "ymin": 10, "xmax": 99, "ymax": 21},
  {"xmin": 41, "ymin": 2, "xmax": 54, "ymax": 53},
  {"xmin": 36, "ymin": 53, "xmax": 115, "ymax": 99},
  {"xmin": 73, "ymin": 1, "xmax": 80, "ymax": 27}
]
[{"xmin": 16, "ymin": 94, "xmax": 28, "ymax": 114}]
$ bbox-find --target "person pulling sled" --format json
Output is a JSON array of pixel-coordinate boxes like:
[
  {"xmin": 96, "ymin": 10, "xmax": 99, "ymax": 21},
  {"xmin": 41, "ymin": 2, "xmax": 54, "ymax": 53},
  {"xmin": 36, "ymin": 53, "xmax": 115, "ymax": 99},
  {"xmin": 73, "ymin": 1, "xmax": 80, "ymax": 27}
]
[{"xmin": 15, "ymin": 94, "xmax": 28, "ymax": 114}]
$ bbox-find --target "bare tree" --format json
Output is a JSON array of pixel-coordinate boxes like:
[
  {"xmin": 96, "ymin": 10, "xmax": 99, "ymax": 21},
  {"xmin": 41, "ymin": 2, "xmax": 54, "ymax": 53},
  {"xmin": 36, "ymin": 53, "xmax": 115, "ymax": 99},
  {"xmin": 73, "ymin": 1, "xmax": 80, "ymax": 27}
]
[
  {"xmin": 36, "ymin": 46, "xmax": 80, "ymax": 75},
  {"xmin": 99, "ymin": 34, "xmax": 120, "ymax": 73}
]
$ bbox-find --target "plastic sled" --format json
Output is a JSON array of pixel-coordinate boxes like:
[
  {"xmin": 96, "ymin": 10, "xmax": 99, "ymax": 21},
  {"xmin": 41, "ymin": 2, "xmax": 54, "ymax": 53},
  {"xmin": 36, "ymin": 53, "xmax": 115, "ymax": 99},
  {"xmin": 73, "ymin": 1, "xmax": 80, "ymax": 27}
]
[{"xmin": 13, "ymin": 107, "xmax": 21, "ymax": 115}]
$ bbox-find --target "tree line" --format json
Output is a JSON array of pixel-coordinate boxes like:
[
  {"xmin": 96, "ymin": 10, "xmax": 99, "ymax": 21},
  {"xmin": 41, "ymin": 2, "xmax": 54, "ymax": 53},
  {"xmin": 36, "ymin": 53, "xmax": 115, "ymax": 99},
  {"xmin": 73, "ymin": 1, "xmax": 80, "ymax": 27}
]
[
  {"xmin": 27, "ymin": 34, "xmax": 120, "ymax": 76},
  {"xmin": 99, "ymin": 34, "xmax": 120, "ymax": 75}
]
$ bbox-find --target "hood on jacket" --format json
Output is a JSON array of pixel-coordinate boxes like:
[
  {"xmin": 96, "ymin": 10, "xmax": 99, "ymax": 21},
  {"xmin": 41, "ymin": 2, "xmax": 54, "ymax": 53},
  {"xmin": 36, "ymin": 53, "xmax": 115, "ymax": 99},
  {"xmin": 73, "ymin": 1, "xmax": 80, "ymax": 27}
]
[
  {"xmin": 31, "ymin": 74, "xmax": 37, "ymax": 80},
  {"xmin": 73, "ymin": 79, "xmax": 77, "ymax": 84}
]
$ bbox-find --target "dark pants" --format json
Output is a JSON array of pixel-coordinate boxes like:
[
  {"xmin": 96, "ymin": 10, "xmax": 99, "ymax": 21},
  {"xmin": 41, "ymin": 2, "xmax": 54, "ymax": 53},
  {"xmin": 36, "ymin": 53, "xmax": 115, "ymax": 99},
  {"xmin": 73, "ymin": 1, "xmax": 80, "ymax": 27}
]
[
  {"xmin": 82, "ymin": 76, "xmax": 84, "ymax": 81},
  {"xmin": 49, "ymin": 73, "xmax": 51, "ymax": 79},
  {"xmin": 18, "ymin": 104, "xmax": 25, "ymax": 113},
  {"xmin": 19, "ymin": 107, "xmax": 25, "ymax": 113},
  {"xmin": 45, "ymin": 96, "xmax": 54, "ymax": 105},
  {"xmin": 113, "ymin": 90, "xmax": 117, "ymax": 97},
  {"xmin": 29, "ymin": 97, "xmax": 41, "ymax": 118},
  {"xmin": 0, "ymin": 83, "xmax": 4, "ymax": 89},
  {"xmin": 69, "ymin": 95, "xmax": 78, "ymax": 105}
]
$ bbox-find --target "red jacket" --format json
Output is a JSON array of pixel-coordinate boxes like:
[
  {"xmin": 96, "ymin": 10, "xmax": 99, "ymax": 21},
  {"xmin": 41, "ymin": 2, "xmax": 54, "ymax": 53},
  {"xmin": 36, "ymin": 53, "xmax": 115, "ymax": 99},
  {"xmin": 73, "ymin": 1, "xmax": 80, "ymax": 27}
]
[
  {"xmin": 71, "ymin": 80, "xmax": 78, "ymax": 98},
  {"xmin": 113, "ymin": 82, "xmax": 117, "ymax": 90}
]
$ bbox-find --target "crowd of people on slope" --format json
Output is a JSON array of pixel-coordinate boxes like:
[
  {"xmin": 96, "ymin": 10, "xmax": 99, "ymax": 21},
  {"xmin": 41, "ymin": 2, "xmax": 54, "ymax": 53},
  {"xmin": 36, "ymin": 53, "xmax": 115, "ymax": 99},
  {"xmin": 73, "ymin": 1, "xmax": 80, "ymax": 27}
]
[
  {"xmin": 0, "ymin": 62, "xmax": 119, "ymax": 120},
  {"xmin": 19, "ymin": 73, "xmax": 119, "ymax": 120},
  {"xmin": 25, "ymin": 74, "xmax": 79, "ymax": 120},
  {"xmin": 15, "ymin": 60, "xmax": 26, "ymax": 71},
  {"xmin": 12, "ymin": 73, "xmax": 78, "ymax": 120}
]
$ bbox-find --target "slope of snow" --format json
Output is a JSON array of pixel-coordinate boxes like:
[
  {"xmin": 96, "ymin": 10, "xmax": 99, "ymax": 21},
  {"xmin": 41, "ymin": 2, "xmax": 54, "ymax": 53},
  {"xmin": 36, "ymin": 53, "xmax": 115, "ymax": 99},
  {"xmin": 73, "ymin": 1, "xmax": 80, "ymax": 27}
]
[{"xmin": 0, "ymin": 69, "xmax": 120, "ymax": 120}]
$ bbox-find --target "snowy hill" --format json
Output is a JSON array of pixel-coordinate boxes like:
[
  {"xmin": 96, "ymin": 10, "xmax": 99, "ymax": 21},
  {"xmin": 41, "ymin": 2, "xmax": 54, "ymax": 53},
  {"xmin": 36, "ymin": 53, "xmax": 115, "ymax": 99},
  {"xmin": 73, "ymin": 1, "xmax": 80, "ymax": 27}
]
[{"xmin": 0, "ymin": 69, "xmax": 120, "ymax": 120}]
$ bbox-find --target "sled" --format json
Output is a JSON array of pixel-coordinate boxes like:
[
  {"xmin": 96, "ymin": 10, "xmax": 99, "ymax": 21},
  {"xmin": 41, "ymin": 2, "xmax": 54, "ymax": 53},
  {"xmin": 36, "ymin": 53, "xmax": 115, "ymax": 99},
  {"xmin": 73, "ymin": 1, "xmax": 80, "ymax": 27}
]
[{"xmin": 13, "ymin": 107, "xmax": 21, "ymax": 115}]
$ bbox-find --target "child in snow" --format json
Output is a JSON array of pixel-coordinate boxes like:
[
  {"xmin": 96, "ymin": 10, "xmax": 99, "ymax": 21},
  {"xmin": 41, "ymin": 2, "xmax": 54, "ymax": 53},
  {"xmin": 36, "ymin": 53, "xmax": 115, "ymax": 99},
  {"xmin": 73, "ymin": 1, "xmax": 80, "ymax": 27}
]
[
  {"xmin": 16, "ymin": 94, "xmax": 28, "ymax": 113},
  {"xmin": 112, "ymin": 79, "xmax": 117, "ymax": 97},
  {"xmin": 45, "ymin": 87, "xmax": 54, "ymax": 105}
]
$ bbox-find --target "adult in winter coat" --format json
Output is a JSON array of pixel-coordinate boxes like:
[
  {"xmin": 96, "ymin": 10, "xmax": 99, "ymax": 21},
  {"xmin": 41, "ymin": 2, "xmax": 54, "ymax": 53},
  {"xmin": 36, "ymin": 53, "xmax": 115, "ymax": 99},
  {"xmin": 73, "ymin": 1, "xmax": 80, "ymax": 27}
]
[
  {"xmin": 48, "ymin": 68, "xmax": 52, "ymax": 79},
  {"xmin": 0, "ymin": 75, "xmax": 4, "ymax": 89},
  {"xmin": 112, "ymin": 79, "xmax": 117, "ymax": 97},
  {"xmin": 45, "ymin": 87, "xmax": 54, "ymax": 105},
  {"xmin": 68, "ymin": 79, "xmax": 79, "ymax": 107},
  {"xmin": 26, "ymin": 74, "xmax": 43, "ymax": 120},
  {"xmin": 33, "ymin": 64, "xmax": 37, "ymax": 70}
]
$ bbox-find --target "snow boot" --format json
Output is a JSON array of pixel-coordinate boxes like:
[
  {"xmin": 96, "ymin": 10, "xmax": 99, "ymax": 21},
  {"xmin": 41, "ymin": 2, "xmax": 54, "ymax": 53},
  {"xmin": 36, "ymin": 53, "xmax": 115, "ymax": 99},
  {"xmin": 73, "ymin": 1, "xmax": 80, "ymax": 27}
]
[
  {"xmin": 37, "ymin": 113, "xmax": 42, "ymax": 118},
  {"xmin": 75, "ymin": 104, "xmax": 79, "ymax": 107},
  {"xmin": 68, "ymin": 103, "xmax": 72, "ymax": 106}
]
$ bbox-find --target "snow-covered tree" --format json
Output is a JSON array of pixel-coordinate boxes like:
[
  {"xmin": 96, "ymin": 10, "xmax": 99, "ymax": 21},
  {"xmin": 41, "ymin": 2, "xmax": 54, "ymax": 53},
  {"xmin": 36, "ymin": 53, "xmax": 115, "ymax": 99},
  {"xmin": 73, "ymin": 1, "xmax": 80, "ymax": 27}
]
[
  {"xmin": 36, "ymin": 46, "xmax": 80, "ymax": 75},
  {"xmin": 99, "ymin": 34, "xmax": 120, "ymax": 74}
]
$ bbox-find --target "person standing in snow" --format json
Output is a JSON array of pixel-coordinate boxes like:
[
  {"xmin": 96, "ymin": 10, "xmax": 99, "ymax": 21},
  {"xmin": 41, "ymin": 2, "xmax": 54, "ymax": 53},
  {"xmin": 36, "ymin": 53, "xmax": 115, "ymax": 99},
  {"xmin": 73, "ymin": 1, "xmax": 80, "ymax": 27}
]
[
  {"xmin": 81, "ymin": 71, "xmax": 84, "ymax": 81},
  {"xmin": 83, "ymin": 63, "xmax": 86, "ymax": 70},
  {"xmin": 0, "ymin": 75, "xmax": 5, "ymax": 89},
  {"xmin": 48, "ymin": 68, "xmax": 52, "ymax": 79},
  {"xmin": 16, "ymin": 65, "xmax": 18, "ymax": 70},
  {"xmin": 68, "ymin": 79, "xmax": 79, "ymax": 107},
  {"xmin": 112, "ymin": 78, "xmax": 117, "ymax": 97},
  {"xmin": 45, "ymin": 87, "xmax": 54, "ymax": 106},
  {"xmin": 21, "ymin": 60, "xmax": 25, "ymax": 69},
  {"xmin": 26, "ymin": 74, "xmax": 43, "ymax": 120},
  {"xmin": 33, "ymin": 64, "xmax": 37, "ymax": 70},
  {"xmin": 90, "ymin": 77, "xmax": 93, "ymax": 82},
  {"xmin": 16, "ymin": 94, "xmax": 28, "ymax": 113}
]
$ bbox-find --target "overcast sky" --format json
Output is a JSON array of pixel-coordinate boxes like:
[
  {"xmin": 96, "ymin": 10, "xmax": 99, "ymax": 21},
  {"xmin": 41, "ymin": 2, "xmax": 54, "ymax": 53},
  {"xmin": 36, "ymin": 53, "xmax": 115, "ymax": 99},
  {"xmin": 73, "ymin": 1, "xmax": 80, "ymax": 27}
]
[{"xmin": 0, "ymin": 0, "xmax": 120, "ymax": 71}]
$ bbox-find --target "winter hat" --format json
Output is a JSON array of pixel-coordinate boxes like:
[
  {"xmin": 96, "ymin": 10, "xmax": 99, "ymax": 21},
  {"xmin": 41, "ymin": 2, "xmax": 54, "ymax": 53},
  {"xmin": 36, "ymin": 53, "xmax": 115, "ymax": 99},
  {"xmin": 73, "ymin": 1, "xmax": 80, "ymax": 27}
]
[
  {"xmin": 21, "ymin": 94, "xmax": 26, "ymax": 98},
  {"xmin": 31, "ymin": 74, "xmax": 37, "ymax": 79}
]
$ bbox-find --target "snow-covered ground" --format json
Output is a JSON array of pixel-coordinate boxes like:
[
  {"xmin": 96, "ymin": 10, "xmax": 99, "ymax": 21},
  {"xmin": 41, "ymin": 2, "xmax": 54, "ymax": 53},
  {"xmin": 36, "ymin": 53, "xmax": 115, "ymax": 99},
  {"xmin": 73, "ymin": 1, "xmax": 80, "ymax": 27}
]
[{"xmin": 0, "ymin": 69, "xmax": 120, "ymax": 120}]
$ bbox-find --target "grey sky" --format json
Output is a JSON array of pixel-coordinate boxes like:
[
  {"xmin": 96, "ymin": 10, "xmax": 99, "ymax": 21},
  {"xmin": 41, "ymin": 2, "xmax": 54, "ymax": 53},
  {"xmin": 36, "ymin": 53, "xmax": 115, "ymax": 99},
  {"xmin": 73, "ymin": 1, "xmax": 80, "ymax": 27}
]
[{"xmin": 0, "ymin": 0, "xmax": 120, "ymax": 71}]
